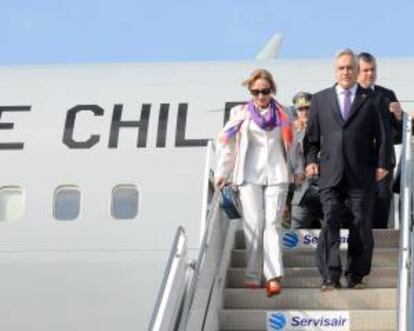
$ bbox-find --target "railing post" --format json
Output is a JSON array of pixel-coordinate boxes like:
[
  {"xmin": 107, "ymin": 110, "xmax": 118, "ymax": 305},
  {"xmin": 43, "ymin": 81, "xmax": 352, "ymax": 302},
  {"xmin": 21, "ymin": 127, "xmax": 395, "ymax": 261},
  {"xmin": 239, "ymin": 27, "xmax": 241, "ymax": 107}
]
[
  {"xmin": 397, "ymin": 113, "xmax": 413, "ymax": 331},
  {"xmin": 199, "ymin": 140, "xmax": 216, "ymax": 243},
  {"xmin": 149, "ymin": 227, "xmax": 188, "ymax": 331}
]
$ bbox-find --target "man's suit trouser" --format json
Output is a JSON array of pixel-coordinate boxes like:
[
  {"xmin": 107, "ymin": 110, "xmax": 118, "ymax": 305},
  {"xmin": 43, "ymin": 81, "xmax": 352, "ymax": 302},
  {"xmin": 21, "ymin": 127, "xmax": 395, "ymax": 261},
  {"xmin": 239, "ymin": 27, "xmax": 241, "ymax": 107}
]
[
  {"xmin": 371, "ymin": 172, "xmax": 393, "ymax": 228},
  {"xmin": 239, "ymin": 183, "xmax": 288, "ymax": 282},
  {"xmin": 318, "ymin": 180, "xmax": 375, "ymax": 282}
]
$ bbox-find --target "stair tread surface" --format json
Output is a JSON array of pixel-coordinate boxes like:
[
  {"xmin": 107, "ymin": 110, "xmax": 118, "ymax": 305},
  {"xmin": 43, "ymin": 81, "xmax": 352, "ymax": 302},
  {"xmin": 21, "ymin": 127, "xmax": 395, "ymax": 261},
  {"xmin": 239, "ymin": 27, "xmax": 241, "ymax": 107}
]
[
  {"xmin": 231, "ymin": 248, "xmax": 398, "ymax": 268},
  {"xmin": 227, "ymin": 267, "xmax": 398, "ymax": 288},
  {"xmin": 223, "ymin": 288, "xmax": 397, "ymax": 310}
]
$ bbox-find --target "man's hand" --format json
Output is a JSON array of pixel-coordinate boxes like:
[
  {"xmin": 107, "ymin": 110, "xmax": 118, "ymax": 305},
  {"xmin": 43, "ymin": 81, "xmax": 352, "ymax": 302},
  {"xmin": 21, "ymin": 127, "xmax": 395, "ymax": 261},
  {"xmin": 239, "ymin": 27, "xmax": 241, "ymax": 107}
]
[
  {"xmin": 215, "ymin": 177, "xmax": 227, "ymax": 189},
  {"xmin": 375, "ymin": 168, "xmax": 389, "ymax": 182},
  {"xmin": 305, "ymin": 163, "xmax": 319, "ymax": 177},
  {"xmin": 294, "ymin": 173, "xmax": 306, "ymax": 185},
  {"xmin": 389, "ymin": 102, "xmax": 403, "ymax": 120}
]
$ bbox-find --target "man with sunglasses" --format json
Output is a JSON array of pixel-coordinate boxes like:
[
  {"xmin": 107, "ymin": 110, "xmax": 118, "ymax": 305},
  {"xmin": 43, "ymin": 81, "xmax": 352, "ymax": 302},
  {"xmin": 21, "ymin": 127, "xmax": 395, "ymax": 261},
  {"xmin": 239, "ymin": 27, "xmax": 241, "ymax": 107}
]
[
  {"xmin": 357, "ymin": 52, "xmax": 403, "ymax": 229},
  {"xmin": 304, "ymin": 49, "xmax": 392, "ymax": 291}
]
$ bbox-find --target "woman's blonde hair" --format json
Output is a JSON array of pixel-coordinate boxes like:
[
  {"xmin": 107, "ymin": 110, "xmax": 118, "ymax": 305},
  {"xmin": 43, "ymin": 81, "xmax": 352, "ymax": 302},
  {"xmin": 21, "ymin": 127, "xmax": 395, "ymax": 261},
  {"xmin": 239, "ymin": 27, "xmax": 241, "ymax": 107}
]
[{"xmin": 242, "ymin": 69, "xmax": 277, "ymax": 94}]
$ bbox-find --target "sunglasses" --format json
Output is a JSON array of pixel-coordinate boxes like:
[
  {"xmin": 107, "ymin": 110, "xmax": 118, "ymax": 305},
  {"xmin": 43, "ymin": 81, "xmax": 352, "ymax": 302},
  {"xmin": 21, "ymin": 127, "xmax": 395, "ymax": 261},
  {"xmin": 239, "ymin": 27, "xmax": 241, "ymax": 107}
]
[
  {"xmin": 250, "ymin": 88, "xmax": 272, "ymax": 96},
  {"xmin": 297, "ymin": 106, "xmax": 310, "ymax": 111}
]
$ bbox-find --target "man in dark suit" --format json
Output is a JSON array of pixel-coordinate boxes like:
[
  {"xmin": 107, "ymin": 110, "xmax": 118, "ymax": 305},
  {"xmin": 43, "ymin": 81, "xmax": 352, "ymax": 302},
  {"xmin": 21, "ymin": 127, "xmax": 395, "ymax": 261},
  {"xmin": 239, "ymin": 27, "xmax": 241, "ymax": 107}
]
[
  {"xmin": 304, "ymin": 49, "xmax": 392, "ymax": 291},
  {"xmin": 357, "ymin": 52, "xmax": 403, "ymax": 228}
]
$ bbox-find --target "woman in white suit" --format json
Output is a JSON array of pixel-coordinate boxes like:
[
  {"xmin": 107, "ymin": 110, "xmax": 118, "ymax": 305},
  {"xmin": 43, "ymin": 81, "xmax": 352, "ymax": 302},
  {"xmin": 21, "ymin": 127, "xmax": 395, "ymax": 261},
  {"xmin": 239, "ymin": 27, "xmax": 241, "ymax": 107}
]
[{"xmin": 215, "ymin": 69, "xmax": 293, "ymax": 297}]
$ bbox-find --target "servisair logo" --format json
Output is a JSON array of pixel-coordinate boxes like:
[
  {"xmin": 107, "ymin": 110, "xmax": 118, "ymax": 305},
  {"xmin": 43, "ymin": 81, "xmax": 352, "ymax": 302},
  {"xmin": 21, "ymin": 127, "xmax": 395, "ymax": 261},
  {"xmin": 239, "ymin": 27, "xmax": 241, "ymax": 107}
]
[
  {"xmin": 268, "ymin": 312, "xmax": 287, "ymax": 330},
  {"xmin": 282, "ymin": 230, "xmax": 349, "ymax": 249},
  {"xmin": 282, "ymin": 232, "xmax": 300, "ymax": 248},
  {"xmin": 267, "ymin": 311, "xmax": 350, "ymax": 331}
]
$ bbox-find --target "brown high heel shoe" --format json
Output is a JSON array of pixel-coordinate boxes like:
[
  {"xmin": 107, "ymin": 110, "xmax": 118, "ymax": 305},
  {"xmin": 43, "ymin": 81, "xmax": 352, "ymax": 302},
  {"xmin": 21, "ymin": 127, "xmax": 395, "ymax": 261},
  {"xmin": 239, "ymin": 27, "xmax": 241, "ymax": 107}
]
[{"xmin": 266, "ymin": 277, "xmax": 282, "ymax": 297}]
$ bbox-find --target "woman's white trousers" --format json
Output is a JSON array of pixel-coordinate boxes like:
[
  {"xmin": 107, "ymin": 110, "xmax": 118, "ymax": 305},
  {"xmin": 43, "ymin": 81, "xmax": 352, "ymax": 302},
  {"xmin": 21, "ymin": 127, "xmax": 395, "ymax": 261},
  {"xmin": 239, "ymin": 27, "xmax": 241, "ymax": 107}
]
[{"xmin": 238, "ymin": 183, "xmax": 288, "ymax": 282}]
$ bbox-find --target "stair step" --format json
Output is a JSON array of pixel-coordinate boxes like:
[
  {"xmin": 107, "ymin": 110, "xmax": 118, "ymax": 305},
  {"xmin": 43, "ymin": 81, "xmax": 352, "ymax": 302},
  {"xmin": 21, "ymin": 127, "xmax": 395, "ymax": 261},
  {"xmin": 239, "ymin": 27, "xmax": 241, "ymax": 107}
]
[
  {"xmin": 231, "ymin": 248, "xmax": 398, "ymax": 268},
  {"xmin": 223, "ymin": 288, "xmax": 397, "ymax": 310},
  {"xmin": 227, "ymin": 267, "xmax": 398, "ymax": 288},
  {"xmin": 234, "ymin": 229, "xmax": 399, "ymax": 249},
  {"xmin": 219, "ymin": 309, "xmax": 396, "ymax": 330}
]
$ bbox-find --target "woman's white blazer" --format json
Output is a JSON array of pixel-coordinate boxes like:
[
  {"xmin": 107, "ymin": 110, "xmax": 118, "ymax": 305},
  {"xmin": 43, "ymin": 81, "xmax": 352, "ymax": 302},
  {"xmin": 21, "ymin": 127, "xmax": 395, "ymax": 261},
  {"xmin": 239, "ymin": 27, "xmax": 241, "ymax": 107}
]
[{"xmin": 215, "ymin": 104, "xmax": 290, "ymax": 186}]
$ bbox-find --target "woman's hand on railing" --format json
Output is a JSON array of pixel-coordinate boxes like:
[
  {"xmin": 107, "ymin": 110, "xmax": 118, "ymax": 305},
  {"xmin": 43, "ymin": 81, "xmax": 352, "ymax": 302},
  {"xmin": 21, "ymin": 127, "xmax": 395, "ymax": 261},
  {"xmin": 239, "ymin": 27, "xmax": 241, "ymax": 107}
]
[{"xmin": 215, "ymin": 177, "xmax": 228, "ymax": 190}]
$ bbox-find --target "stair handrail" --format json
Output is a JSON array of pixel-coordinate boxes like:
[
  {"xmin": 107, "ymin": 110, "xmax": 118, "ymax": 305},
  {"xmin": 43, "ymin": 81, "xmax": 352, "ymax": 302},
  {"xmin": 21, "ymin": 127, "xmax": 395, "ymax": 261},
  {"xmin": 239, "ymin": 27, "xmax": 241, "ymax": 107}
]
[
  {"xmin": 199, "ymin": 139, "xmax": 217, "ymax": 244},
  {"xmin": 149, "ymin": 140, "xmax": 222, "ymax": 331},
  {"xmin": 178, "ymin": 139, "xmax": 222, "ymax": 330},
  {"xmin": 148, "ymin": 226, "xmax": 189, "ymax": 331},
  {"xmin": 178, "ymin": 193, "xmax": 221, "ymax": 330},
  {"xmin": 397, "ymin": 112, "xmax": 413, "ymax": 331}
]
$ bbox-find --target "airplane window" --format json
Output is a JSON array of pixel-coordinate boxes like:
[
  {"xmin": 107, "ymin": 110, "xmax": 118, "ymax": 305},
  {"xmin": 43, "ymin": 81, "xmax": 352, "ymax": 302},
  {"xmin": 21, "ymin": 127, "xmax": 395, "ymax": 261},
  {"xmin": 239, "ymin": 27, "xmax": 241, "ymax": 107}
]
[
  {"xmin": 54, "ymin": 186, "xmax": 81, "ymax": 221},
  {"xmin": 112, "ymin": 185, "xmax": 139, "ymax": 220},
  {"xmin": 0, "ymin": 186, "xmax": 25, "ymax": 222}
]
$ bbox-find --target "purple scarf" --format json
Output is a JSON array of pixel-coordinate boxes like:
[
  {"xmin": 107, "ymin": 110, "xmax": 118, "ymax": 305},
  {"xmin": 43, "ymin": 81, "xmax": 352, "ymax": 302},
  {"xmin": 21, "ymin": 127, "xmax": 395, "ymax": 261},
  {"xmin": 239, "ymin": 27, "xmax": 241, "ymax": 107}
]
[
  {"xmin": 219, "ymin": 98, "xmax": 289, "ymax": 145},
  {"xmin": 247, "ymin": 99, "xmax": 279, "ymax": 130}
]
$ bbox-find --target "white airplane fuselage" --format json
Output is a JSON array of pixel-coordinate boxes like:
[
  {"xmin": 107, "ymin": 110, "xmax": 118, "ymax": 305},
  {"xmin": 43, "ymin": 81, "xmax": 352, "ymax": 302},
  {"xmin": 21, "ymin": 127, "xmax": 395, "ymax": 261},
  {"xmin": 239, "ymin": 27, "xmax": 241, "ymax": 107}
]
[{"xmin": 0, "ymin": 58, "xmax": 412, "ymax": 330}]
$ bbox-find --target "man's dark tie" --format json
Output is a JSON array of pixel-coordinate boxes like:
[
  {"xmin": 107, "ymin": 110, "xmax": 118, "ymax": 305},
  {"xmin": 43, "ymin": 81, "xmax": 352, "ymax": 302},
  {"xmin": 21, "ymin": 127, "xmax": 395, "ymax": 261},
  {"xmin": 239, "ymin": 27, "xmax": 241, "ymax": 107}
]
[{"xmin": 342, "ymin": 89, "xmax": 351, "ymax": 120}]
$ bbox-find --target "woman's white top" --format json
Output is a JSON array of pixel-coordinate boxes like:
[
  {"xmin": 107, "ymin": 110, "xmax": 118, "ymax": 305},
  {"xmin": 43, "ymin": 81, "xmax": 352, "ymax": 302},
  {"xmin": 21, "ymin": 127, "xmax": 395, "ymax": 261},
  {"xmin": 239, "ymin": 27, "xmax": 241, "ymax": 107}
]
[{"xmin": 215, "ymin": 104, "xmax": 290, "ymax": 186}]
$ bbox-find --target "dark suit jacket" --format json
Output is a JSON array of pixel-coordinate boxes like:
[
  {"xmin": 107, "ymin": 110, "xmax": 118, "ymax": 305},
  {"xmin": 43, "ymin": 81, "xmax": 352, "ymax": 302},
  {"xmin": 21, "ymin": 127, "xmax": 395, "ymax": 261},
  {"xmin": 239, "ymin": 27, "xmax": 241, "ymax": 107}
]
[
  {"xmin": 304, "ymin": 84, "xmax": 392, "ymax": 191},
  {"xmin": 374, "ymin": 85, "xmax": 402, "ymax": 145}
]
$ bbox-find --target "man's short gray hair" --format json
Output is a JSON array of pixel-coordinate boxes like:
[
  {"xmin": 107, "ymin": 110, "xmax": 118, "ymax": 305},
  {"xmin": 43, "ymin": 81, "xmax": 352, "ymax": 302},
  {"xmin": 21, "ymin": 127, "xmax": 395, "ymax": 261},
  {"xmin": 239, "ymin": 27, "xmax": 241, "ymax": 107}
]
[
  {"xmin": 335, "ymin": 48, "xmax": 356, "ymax": 61},
  {"xmin": 334, "ymin": 48, "xmax": 356, "ymax": 67}
]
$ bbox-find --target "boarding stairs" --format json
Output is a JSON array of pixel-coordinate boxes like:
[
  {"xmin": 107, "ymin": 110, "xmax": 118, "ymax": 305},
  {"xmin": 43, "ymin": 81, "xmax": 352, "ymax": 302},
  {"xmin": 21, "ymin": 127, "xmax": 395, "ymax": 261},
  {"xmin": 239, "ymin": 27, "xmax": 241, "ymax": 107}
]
[
  {"xmin": 220, "ymin": 227, "xmax": 398, "ymax": 331},
  {"xmin": 149, "ymin": 113, "xmax": 413, "ymax": 331}
]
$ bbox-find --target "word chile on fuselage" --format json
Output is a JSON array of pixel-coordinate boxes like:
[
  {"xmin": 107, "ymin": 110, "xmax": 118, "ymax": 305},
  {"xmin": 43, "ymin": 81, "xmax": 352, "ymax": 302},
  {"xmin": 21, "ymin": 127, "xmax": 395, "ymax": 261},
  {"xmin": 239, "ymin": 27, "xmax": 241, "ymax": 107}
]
[{"xmin": 0, "ymin": 102, "xmax": 241, "ymax": 150}]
